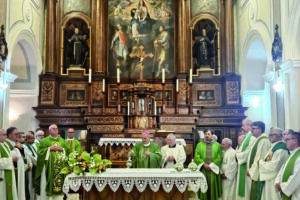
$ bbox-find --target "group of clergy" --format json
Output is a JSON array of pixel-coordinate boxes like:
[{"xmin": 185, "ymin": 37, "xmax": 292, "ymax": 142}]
[
  {"xmin": 0, "ymin": 124, "xmax": 81, "ymax": 200},
  {"xmin": 127, "ymin": 121, "xmax": 300, "ymax": 200}
]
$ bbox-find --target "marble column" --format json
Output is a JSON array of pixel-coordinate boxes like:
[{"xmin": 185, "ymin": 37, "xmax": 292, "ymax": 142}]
[{"xmin": 281, "ymin": 59, "xmax": 300, "ymax": 130}]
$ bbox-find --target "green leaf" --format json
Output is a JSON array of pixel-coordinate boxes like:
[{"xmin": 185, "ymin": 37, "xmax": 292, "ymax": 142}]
[
  {"xmin": 73, "ymin": 166, "xmax": 83, "ymax": 174},
  {"xmin": 60, "ymin": 167, "xmax": 71, "ymax": 174},
  {"xmin": 81, "ymin": 151, "xmax": 91, "ymax": 161}
]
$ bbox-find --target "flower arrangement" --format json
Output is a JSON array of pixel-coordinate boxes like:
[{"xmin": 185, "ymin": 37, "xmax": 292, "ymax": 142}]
[{"xmin": 61, "ymin": 149, "xmax": 112, "ymax": 175}]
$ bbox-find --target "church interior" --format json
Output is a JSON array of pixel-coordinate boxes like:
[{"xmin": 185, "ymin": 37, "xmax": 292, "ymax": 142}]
[{"xmin": 0, "ymin": 0, "xmax": 300, "ymax": 199}]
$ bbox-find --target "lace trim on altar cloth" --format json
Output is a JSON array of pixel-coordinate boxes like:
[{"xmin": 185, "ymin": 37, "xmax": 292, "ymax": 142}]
[
  {"xmin": 98, "ymin": 138, "xmax": 186, "ymax": 147},
  {"xmin": 63, "ymin": 169, "xmax": 207, "ymax": 194}
]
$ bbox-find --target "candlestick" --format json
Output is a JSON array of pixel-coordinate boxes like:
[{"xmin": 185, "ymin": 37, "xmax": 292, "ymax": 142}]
[
  {"xmin": 162, "ymin": 68, "xmax": 165, "ymax": 83},
  {"xmin": 176, "ymin": 79, "xmax": 179, "ymax": 92},
  {"xmin": 88, "ymin": 69, "xmax": 92, "ymax": 83},
  {"xmin": 189, "ymin": 68, "xmax": 192, "ymax": 83},
  {"xmin": 102, "ymin": 79, "xmax": 105, "ymax": 92},
  {"xmin": 128, "ymin": 101, "xmax": 130, "ymax": 115},
  {"xmin": 117, "ymin": 68, "xmax": 120, "ymax": 83},
  {"xmin": 154, "ymin": 101, "xmax": 157, "ymax": 115}
]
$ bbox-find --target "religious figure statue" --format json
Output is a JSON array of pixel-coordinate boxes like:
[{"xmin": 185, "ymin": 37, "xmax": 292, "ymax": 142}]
[
  {"xmin": 0, "ymin": 25, "xmax": 8, "ymax": 64},
  {"xmin": 67, "ymin": 28, "xmax": 88, "ymax": 67},
  {"xmin": 153, "ymin": 25, "xmax": 170, "ymax": 77},
  {"xmin": 193, "ymin": 29, "xmax": 214, "ymax": 68},
  {"xmin": 111, "ymin": 24, "xmax": 129, "ymax": 67},
  {"xmin": 271, "ymin": 24, "xmax": 283, "ymax": 63}
]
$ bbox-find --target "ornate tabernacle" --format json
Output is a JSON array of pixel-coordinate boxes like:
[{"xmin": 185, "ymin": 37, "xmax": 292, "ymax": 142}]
[{"xmin": 34, "ymin": 0, "xmax": 247, "ymax": 168}]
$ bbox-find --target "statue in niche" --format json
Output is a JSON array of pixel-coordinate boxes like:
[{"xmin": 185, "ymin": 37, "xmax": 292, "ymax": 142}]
[
  {"xmin": 192, "ymin": 19, "xmax": 219, "ymax": 74},
  {"xmin": 67, "ymin": 28, "xmax": 88, "ymax": 67},
  {"xmin": 193, "ymin": 29, "xmax": 214, "ymax": 67}
]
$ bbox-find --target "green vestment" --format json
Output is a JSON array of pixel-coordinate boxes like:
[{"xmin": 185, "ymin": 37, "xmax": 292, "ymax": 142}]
[
  {"xmin": 131, "ymin": 142, "xmax": 162, "ymax": 168},
  {"xmin": 34, "ymin": 136, "xmax": 70, "ymax": 196},
  {"xmin": 194, "ymin": 141, "xmax": 222, "ymax": 200},
  {"xmin": 65, "ymin": 139, "xmax": 81, "ymax": 154},
  {"xmin": 0, "ymin": 143, "xmax": 14, "ymax": 200}
]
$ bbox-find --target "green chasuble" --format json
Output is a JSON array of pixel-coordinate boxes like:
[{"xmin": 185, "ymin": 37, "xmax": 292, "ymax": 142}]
[
  {"xmin": 0, "ymin": 143, "xmax": 14, "ymax": 200},
  {"xmin": 194, "ymin": 141, "xmax": 222, "ymax": 200},
  {"xmin": 65, "ymin": 139, "xmax": 81, "ymax": 154},
  {"xmin": 131, "ymin": 142, "xmax": 162, "ymax": 168},
  {"xmin": 34, "ymin": 136, "xmax": 70, "ymax": 196}
]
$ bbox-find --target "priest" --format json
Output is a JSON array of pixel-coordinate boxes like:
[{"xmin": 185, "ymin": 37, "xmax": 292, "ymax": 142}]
[
  {"xmin": 34, "ymin": 124, "xmax": 70, "ymax": 200},
  {"xmin": 0, "ymin": 128, "xmax": 18, "ymax": 200},
  {"xmin": 32, "ymin": 130, "xmax": 44, "ymax": 153},
  {"xmin": 235, "ymin": 119, "xmax": 256, "ymax": 200},
  {"xmin": 258, "ymin": 128, "xmax": 289, "ymax": 200},
  {"xmin": 194, "ymin": 129, "xmax": 222, "ymax": 200},
  {"xmin": 128, "ymin": 131, "xmax": 162, "ymax": 168},
  {"xmin": 275, "ymin": 131, "xmax": 300, "ymax": 200},
  {"xmin": 221, "ymin": 138, "xmax": 237, "ymax": 200},
  {"xmin": 161, "ymin": 134, "xmax": 186, "ymax": 168},
  {"xmin": 246, "ymin": 121, "xmax": 271, "ymax": 200},
  {"xmin": 65, "ymin": 128, "xmax": 81, "ymax": 154}
]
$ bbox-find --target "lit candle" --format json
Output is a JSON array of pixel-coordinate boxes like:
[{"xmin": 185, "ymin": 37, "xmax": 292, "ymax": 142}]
[
  {"xmin": 128, "ymin": 101, "xmax": 130, "ymax": 115},
  {"xmin": 176, "ymin": 79, "xmax": 179, "ymax": 92},
  {"xmin": 162, "ymin": 68, "xmax": 165, "ymax": 83},
  {"xmin": 88, "ymin": 68, "xmax": 92, "ymax": 83},
  {"xmin": 102, "ymin": 79, "xmax": 105, "ymax": 92},
  {"xmin": 154, "ymin": 101, "xmax": 157, "ymax": 115},
  {"xmin": 189, "ymin": 68, "xmax": 192, "ymax": 83},
  {"xmin": 117, "ymin": 68, "xmax": 120, "ymax": 83}
]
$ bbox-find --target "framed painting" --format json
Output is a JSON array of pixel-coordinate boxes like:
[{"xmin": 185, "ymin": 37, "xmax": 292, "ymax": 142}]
[
  {"xmin": 155, "ymin": 90, "xmax": 172, "ymax": 101},
  {"xmin": 108, "ymin": 0, "xmax": 175, "ymax": 79},
  {"xmin": 197, "ymin": 90, "xmax": 215, "ymax": 101}
]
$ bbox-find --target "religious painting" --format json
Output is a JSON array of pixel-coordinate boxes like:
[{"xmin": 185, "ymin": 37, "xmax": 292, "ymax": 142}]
[
  {"xmin": 111, "ymin": 90, "xmax": 118, "ymax": 101},
  {"xmin": 197, "ymin": 90, "xmax": 215, "ymax": 101},
  {"xmin": 155, "ymin": 90, "xmax": 172, "ymax": 101},
  {"xmin": 64, "ymin": 0, "xmax": 90, "ymax": 16},
  {"xmin": 120, "ymin": 90, "xmax": 129, "ymax": 101},
  {"xmin": 191, "ymin": 0, "xmax": 219, "ymax": 19},
  {"xmin": 62, "ymin": 18, "xmax": 90, "ymax": 74},
  {"xmin": 191, "ymin": 18, "xmax": 220, "ymax": 75},
  {"xmin": 108, "ymin": 0, "xmax": 175, "ymax": 79},
  {"xmin": 67, "ymin": 90, "xmax": 85, "ymax": 101}
]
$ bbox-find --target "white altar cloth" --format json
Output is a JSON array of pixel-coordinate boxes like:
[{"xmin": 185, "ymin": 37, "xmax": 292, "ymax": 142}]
[
  {"xmin": 63, "ymin": 168, "xmax": 207, "ymax": 194},
  {"xmin": 98, "ymin": 138, "xmax": 186, "ymax": 147}
]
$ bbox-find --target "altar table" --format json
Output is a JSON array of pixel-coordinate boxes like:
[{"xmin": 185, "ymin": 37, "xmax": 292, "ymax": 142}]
[
  {"xmin": 63, "ymin": 168, "xmax": 207, "ymax": 200},
  {"xmin": 98, "ymin": 138, "xmax": 187, "ymax": 147}
]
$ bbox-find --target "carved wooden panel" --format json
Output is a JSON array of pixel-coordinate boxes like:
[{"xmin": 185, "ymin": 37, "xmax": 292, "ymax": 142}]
[
  {"xmin": 160, "ymin": 125, "xmax": 194, "ymax": 132},
  {"xmin": 197, "ymin": 117, "xmax": 242, "ymax": 125},
  {"xmin": 41, "ymin": 81, "xmax": 55, "ymax": 105},
  {"xmin": 38, "ymin": 118, "xmax": 84, "ymax": 126},
  {"xmin": 60, "ymin": 83, "xmax": 88, "ymax": 106},
  {"xmin": 201, "ymin": 108, "xmax": 246, "ymax": 117},
  {"xmin": 160, "ymin": 116, "xmax": 197, "ymax": 123},
  {"xmin": 179, "ymin": 108, "xmax": 189, "ymax": 114},
  {"xmin": 88, "ymin": 125, "xmax": 124, "ymax": 133},
  {"xmin": 178, "ymin": 80, "xmax": 188, "ymax": 104},
  {"xmin": 193, "ymin": 84, "xmax": 222, "ymax": 106},
  {"xmin": 92, "ymin": 81, "xmax": 103, "ymax": 105},
  {"xmin": 35, "ymin": 109, "xmax": 81, "ymax": 117},
  {"xmin": 226, "ymin": 81, "xmax": 240, "ymax": 105},
  {"xmin": 85, "ymin": 116, "xmax": 124, "ymax": 124}
]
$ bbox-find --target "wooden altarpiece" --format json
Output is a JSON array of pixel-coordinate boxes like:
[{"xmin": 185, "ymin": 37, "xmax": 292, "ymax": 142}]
[{"xmin": 34, "ymin": 0, "xmax": 246, "ymax": 170}]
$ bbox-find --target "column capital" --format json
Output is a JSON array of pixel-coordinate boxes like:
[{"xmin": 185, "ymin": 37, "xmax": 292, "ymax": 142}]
[{"xmin": 281, "ymin": 59, "xmax": 300, "ymax": 74}]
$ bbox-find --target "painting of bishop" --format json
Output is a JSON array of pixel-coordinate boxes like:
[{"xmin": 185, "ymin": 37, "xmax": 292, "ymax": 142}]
[{"xmin": 108, "ymin": 0, "xmax": 175, "ymax": 79}]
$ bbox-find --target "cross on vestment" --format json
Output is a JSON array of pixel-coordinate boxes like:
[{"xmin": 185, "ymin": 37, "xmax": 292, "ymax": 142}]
[{"xmin": 129, "ymin": 45, "xmax": 153, "ymax": 80}]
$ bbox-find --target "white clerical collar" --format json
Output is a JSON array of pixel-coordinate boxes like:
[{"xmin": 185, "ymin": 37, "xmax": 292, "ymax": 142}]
[
  {"xmin": 34, "ymin": 139, "xmax": 40, "ymax": 143},
  {"xmin": 144, "ymin": 141, "xmax": 150, "ymax": 147},
  {"xmin": 50, "ymin": 135, "xmax": 59, "ymax": 139},
  {"xmin": 67, "ymin": 138, "xmax": 74, "ymax": 141},
  {"xmin": 290, "ymin": 147, "xmax": 300, "ymax": 155}
]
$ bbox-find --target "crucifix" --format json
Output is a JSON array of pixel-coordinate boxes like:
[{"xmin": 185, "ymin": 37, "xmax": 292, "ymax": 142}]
[{"xmin": 129, "ymin": 45, "xmax": 153, "ymax": 80}]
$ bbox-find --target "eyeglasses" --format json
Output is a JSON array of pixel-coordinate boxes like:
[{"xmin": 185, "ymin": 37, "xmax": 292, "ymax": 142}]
[
  {"xmin": 286, "ymin": 138, "xmax": 296, "ymax": 141},
  {"xmin": 68, "ymin": 132, "xmax": 75, "ymax": 133}
]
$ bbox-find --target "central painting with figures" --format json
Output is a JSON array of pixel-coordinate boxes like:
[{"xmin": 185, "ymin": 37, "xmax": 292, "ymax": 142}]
[{"xmin": 108, "ymin": 0, "xmax": 175, "ymax": 78}]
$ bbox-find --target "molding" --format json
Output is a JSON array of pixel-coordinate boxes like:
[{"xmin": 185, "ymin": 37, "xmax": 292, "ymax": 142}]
[
  {"xmin": 263, "ymin": 71, "xmax": 275, "ymax": 83},
  {"xmin": 243, "ymin": 90, "xmax": 265, "ymax": 96},
  {"xmin": 280, "ymin": 59, "xmax": 300, "ymax": 74},
  {"xmin": 9, "ymin": 89, "xmax": 38, "ymax": 96}
]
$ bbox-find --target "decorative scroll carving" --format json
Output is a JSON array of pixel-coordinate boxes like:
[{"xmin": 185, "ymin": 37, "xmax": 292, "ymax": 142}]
[
  {"xmin": 88, "ymin": 125, "xmax": 124, "ymax": 133},
  {"xmin": 160, "ymin": 125, "xmax": 194, "ymax": 132},
  {"xmin": 41, "ymin": 81, "xmax": 55, "ymax": 105},
  {"xmin": 160, "ymin": 117, "xmax": 197, "ymax": 123},
  {"xmin": 197, "ymin": 118, "xmax": 242, "ymax": 125},
  {"xmin": 38, "ymin": 118, "xmax": 84, "ymax": 125},
  {"xmin": 179, "ymin": 80, "xmax": 187, "ymax": 102},
  {"xmin": 201, "ymin": 108, "xmax": 245, "ymax": 117},
  {"xmin": 85, "ymin": 116, "xmax": 124, "ymax": 124},
  {"xmin": 109, "ymin": 145, "xmax": 132, "ymax": 161},
  {"xmin": 226, "ymin": 81, "xmax": 239, "ymax": 105},
  {"xmin": 179, "ymin": 108, "xmax": 189, "ymax": 114},
  {"xmin": 165, "ymin": 108, "xmax": 175, "ymax": 114},
  {"xmin": 35, "ymin": 109, "xmax": 81, "ymax": 117},
  {"xmin": 92, "ymin": 82, "xmax": 103, "ymax": 105},
  {"xmin": 102, "ymin": 134, "xmax": 125, "ymax": 138},
  {"xmin": 60, "ymin": 83, "xmax": 88, "ymax": 106}
]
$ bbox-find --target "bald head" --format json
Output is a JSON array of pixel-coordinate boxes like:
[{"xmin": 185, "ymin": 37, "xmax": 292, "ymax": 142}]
[
  {"xmin": 49, "ymin": 124, "xmax": 58, "ymax": 138},
  {"xmin": 242, "ymin": 119, "xmax": 252, "ymax": 133},
  {"xmin": 141, "ymin": 132, "xmax": 150, "ymax": 144},
  {"xmin": 222, "ymin": 138, "xmax": 232, "ymax": 151}
]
